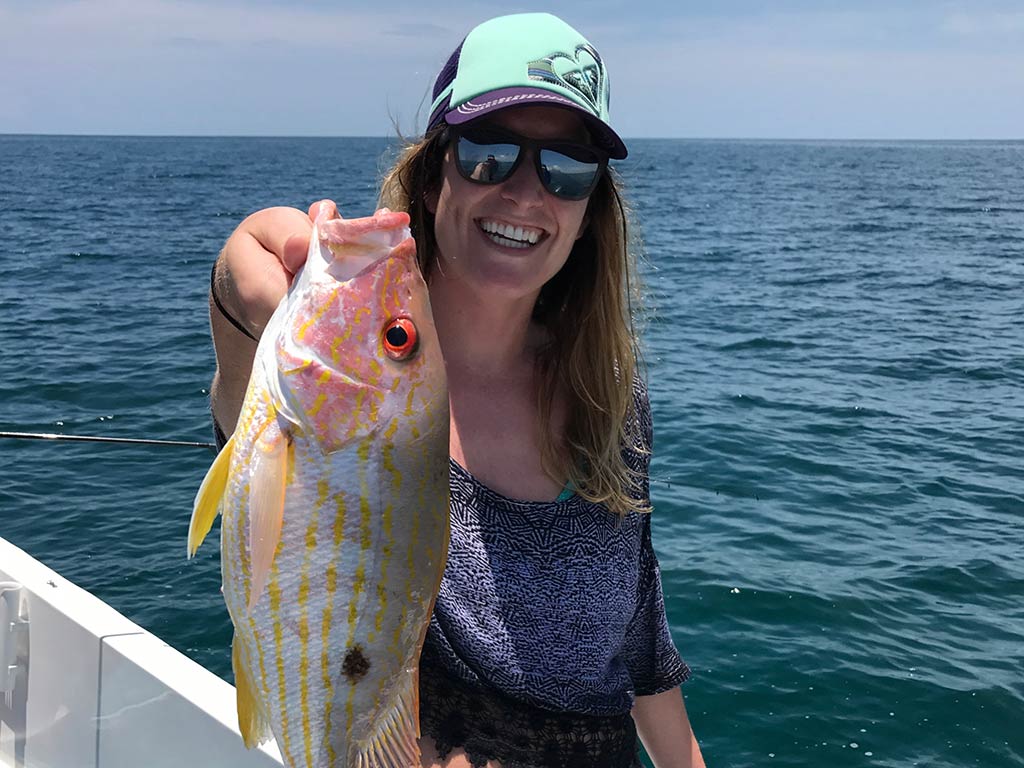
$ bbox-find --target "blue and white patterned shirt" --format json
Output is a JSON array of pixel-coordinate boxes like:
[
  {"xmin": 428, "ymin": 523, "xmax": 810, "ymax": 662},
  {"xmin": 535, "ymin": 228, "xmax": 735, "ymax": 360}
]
[{"xmin": 421, "ymin": 381, "xmax": 690, "ymax": 717}]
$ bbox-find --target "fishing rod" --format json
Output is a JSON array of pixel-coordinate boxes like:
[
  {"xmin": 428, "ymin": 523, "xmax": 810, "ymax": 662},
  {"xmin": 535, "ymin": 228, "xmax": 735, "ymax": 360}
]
[
  {"xmin": 0, "ymin": 430, "xmax": 744, "ymax": 495},
  {"xmin": 0, "ymin": 431, "xmax": 217, "ymax": 452}
]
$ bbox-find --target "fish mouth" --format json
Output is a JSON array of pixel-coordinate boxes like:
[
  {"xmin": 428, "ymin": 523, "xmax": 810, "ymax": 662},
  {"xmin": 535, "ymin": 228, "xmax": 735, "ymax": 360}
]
[
  {"xmin": 323, "ymin": 246, "xmax": 385, "ymax": 282},
  {"xmin": 318, "ymin": 212, "xmax": 414, "ymax": 282},
  {"xmin": 477, "ymin": 218, "xmax": 547, "ymax": 250},
  {"xmin": 320, "ymin": 236, "xmax": 418, "ymax": 285}
]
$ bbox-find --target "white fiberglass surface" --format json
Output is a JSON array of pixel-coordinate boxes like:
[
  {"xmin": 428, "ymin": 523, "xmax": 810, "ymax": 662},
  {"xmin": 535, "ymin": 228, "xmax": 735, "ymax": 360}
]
[{"xmin": 0, "ymin": 537, "xmax": 282, "ymax": 768}]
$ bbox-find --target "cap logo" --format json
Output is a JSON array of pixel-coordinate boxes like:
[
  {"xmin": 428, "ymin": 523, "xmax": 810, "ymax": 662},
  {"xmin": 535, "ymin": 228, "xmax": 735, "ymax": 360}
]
[{"xmin": 527, "ymin": 43, "xmax": 606, "ymax": 117}]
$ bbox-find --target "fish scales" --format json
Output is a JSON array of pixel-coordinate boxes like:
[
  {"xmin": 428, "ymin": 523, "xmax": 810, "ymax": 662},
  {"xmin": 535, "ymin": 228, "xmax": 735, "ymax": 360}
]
[{"xmin": 190, "ymin": 208, "xmax": 449, "ymax": 768}]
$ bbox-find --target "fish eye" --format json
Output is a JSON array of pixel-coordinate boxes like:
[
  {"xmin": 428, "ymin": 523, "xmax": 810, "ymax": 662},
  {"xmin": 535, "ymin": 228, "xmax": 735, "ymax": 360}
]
[{"xmin": 382, "ymin": 317, "xmax": 418, "ymax": 360}]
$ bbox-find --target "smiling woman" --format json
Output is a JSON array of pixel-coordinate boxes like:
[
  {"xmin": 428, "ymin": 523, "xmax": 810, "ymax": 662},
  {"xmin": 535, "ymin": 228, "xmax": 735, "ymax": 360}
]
[{"xmin": 208, "ymin": 12, "xmax": 705, "ymax": 768}]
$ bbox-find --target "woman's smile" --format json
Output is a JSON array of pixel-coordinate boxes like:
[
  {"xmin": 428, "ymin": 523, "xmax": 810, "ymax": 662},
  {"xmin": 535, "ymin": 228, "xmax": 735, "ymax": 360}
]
[{"xmin": 476, "ymin": 218, "xmax": 547, "ymax": 250}]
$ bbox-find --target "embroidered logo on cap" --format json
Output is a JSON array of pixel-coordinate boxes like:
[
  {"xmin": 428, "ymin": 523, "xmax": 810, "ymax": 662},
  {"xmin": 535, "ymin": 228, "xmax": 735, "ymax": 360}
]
[{"xmin": 527, "ymin": 44, "xmax": 606, "ymax": 116}]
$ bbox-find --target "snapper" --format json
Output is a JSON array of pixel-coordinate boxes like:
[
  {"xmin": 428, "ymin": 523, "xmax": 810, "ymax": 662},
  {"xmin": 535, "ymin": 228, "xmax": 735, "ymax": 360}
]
[{"xmin": 188, "ymin": 205, "xmax": 449, "ymax": 768}]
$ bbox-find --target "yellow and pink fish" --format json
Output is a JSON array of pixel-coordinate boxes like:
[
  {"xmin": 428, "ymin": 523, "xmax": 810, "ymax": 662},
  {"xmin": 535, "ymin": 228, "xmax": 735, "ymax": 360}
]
[{"xmin": 188, "ymin": 206, "xmax": 449, "ymax": 768}]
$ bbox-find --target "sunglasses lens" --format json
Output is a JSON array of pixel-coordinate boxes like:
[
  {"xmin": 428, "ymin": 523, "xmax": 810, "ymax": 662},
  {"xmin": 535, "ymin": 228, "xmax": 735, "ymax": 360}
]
[
  {"xmin": 456, "ymin": 135, "xmax": 520, "ymax": 183},
  {"xmin": 454, "ymin": 129, "xmax": 605, "ymax": 200},
  {"xmin": 539, "ymin": 147, "xmax": 602, "ymax": 200}
]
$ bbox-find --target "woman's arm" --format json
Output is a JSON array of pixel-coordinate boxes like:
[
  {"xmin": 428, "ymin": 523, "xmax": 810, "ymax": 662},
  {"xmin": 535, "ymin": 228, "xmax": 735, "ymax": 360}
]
[
  {"xmin": 209, "ymin": 205, "xmax": 319, "ymax": 435},
  {"xmin": 632, "ymin": 686, "xmax": 706, "ymax": 768}
]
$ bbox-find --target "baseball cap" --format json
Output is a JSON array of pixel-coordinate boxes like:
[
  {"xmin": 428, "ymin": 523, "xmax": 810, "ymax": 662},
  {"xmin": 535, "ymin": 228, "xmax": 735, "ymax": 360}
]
[{"xmin": 427, "ymin": 13, "xmax": 627, "ymax": 159}]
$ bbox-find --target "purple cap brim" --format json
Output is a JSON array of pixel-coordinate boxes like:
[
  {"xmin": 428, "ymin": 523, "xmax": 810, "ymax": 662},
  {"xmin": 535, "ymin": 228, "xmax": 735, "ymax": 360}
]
[{"xmin": 444, "ymin": 87, "xmax": 628, "ymax": 159}]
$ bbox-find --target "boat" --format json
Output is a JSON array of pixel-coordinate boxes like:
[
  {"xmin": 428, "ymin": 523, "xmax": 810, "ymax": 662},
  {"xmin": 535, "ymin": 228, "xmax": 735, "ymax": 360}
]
[{"xmin": 0, "ymin": 535, "xmax": 282, "ymax": 767}]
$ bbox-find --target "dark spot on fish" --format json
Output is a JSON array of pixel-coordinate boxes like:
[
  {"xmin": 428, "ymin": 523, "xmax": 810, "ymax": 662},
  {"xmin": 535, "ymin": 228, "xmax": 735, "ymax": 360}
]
[{"xmin": 342, "ymin": 645, "xmax": 371, "ymax": 683}]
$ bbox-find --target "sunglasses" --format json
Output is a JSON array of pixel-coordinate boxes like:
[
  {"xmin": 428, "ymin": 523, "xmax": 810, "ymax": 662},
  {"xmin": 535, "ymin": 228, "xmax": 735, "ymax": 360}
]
[{"xmin": 449, "ymin": 126, "xmax": 608, "ymax": 201}]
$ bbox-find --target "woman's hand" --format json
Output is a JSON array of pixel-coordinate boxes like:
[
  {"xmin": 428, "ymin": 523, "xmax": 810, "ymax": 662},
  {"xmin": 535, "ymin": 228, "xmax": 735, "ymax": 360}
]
[
  {"xmin": 215, "ymin": 202, "xmax": 336, "ymax": 336},
  {"xmin": 209, "ymin": 200, "xmax": 337, "ymax": 436}
]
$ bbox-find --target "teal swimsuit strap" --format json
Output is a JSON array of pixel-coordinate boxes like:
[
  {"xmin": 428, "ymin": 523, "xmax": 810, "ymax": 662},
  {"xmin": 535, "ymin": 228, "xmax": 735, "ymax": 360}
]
[{"xmin": 555, "ymin": 481, "xmax": 575, "ymax": 502}]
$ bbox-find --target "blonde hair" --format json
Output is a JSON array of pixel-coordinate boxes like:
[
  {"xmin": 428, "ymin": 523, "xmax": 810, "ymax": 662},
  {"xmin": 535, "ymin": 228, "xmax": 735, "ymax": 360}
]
[{"xmin": 379, "ymin": 128, "xmax": 650, "ymax": 516}]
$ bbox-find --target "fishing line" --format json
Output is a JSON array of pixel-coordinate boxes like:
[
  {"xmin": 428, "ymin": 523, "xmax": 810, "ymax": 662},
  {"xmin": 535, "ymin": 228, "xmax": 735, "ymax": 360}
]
[
  {"xmin": 0, "ymin": 431, "xmax": 725, "ymax": 492},
  {"xmin": 0, "ymin": 431, "xmax": 217, "ymax": 452}
]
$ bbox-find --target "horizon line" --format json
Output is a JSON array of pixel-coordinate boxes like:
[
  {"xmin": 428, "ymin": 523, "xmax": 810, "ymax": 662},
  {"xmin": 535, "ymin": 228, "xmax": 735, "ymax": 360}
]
[{"xmin": 2, "ymin": 132, "xmax": 1023, "ymax": 143}]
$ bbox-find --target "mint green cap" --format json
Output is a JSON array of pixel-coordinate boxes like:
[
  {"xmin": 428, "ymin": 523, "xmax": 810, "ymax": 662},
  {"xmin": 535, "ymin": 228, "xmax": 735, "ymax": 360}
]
[{"xmin": 427, "ymin": 13, "xmax": 627, "ymax": 158}]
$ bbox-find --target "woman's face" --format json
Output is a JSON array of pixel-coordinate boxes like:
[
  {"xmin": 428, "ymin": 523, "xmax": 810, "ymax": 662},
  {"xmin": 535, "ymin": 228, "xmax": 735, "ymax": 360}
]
[{"xmin": 427, "ymin": 105, "xmax": 593, "ymax": 305}]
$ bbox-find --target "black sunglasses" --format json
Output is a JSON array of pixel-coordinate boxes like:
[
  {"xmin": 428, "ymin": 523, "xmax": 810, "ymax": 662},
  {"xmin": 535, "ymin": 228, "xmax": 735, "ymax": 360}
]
[{"xmin": 448, "ymin": 126, "xmax": 608, "ymax": 201}]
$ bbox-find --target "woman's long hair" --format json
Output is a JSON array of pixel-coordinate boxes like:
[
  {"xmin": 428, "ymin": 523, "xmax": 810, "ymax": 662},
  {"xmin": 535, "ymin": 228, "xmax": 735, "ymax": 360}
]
[{"xmin": 379, "ymin": 127, "xmax": 649, "ymax": 516}]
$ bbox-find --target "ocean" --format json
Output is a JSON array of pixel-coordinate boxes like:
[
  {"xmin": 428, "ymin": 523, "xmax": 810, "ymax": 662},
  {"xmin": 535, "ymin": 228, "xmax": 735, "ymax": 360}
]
[{"xmin": 1, "ymin": 135, "xmax": 1022, "ymax": 767}]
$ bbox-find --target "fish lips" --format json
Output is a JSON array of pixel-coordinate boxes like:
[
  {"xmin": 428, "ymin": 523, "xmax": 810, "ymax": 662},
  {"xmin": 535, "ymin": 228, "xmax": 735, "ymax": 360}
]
[{"xmin": 317, "ymin": 217, "xmax": 417, "ymax": 283}]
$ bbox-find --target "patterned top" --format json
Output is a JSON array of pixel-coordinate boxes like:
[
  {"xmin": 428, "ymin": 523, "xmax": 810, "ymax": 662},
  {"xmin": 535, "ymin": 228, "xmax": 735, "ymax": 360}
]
[{"xmin": 420, "ymin": 380, "xmax": 690, "ymax": 721}]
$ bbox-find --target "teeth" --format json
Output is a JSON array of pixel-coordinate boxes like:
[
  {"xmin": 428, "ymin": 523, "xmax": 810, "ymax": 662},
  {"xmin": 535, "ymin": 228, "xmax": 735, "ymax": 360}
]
[
  {"xmin": 480, "ymin": 220, "xmax": 542, "ymax": 245},
  {"xmin": 488, "ymin": 234, "xmax": 530, "ymax": 249}
]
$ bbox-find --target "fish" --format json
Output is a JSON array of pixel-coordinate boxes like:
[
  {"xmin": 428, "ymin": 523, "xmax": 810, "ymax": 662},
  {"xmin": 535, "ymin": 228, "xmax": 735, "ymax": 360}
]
[{"xmin": 187, "ymin": 205, "xmax": 449, "ymax": 768}]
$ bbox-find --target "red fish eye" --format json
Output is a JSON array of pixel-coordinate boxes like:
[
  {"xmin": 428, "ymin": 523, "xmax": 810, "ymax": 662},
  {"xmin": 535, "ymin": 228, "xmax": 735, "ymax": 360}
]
[{"xmin": 382, "ymin": 317, "xmax": 418, "ymax": 360}]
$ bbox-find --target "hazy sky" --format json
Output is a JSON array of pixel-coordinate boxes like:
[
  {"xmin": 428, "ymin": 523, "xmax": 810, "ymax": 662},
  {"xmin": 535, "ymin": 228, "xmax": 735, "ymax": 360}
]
[{"xmin": 2, "ymin": 0, "xmax": 1022, "ymax": 138}]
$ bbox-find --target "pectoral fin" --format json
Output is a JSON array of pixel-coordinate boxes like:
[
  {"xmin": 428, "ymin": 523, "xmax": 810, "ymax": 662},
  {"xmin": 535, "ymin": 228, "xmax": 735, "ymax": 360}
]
[
  {"xmin": 232, "ymin": 633, "xmax": 271, "ymax": 748},
  {"xmin": 353, "ymin": 667, "xmax": 421, "ymax": 768},
  {"xmin": 247, "ymin": 420, "xmax": 288, "ymax": 611},
  {"xmin": 187, "ymin": 434, "xmax": 235, "ymax": 558}
]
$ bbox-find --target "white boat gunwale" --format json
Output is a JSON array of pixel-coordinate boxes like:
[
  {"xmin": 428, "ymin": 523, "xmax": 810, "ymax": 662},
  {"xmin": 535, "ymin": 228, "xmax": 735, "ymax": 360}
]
[{"xmin": 0, "ymin": 535, "xmax": 282, "ymax": 768}]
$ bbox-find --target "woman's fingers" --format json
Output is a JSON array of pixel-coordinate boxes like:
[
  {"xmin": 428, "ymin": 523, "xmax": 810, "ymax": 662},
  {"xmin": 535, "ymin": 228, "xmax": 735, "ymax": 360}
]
[
  {"xmin": 281, "ymin": 233, "xmax": 311, "ymax": 275},
  {"xmin": 307, "ymin": 199, "xmax": 340, "ymax": 222},
  {"xmin": 244, "ymin": 206, "xmax": 315, "ymax": 278},
  {"xmin": 281, "ymin": 199, "xmax": 340, "ymax": 273}
]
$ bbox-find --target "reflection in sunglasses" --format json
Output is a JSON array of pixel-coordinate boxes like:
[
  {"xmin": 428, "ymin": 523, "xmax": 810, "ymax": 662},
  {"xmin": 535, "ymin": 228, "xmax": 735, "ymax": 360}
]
[{"xmin": 452, "ymin": 127, "xmax": 608, "ymax": 201}]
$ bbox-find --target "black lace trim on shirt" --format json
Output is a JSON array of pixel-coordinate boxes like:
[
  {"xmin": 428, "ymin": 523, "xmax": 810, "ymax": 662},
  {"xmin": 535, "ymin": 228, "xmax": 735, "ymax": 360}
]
[{"xmin": 420, "ymin": 659, "xmax": 642, "ymax": 768}]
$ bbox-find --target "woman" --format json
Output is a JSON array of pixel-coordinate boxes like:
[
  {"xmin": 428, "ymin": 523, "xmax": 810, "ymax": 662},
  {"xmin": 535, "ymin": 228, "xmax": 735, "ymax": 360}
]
[{"xmin": 208, "ymin": 13, "xmax": 706, "ymax": 768}]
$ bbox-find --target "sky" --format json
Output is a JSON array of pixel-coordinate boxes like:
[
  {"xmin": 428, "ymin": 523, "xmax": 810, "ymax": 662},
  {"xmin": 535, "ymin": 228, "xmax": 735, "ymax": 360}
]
[{"xmin": 1, "ymin": 0, "xmax": 1022, "ymax": 139}]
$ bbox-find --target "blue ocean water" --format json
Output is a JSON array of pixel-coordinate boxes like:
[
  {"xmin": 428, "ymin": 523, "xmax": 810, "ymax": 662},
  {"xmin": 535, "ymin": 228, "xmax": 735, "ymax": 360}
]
[{"xmin": 1, "ymin": 135, "xmax": 1022, "ymax": 767}]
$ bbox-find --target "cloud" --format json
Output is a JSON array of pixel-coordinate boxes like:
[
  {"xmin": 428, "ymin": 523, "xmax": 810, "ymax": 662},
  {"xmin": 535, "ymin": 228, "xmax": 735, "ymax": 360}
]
[
  {"xmin": 162, "ymin": 35, "xmax": 221, "ymax": 49},
  {"xmin": 940, "ymin": 10, "xmax": 1024, "ymax": 39},
  {"xmin": 386, "ymin": 22, "xmax": 454, "ymax": 38},
  {"xmin": 575, "ymin": 5, "xmax": 1022, "ymax": 137},
  {"xmin": 609, "ymin": 33, "xmax": 1024, "ymax": 138},
  {"xmin": 601, "ymin": 4, "xmax": 1024, "ymax": 53},
  {"xmin": 2, "ymin": 1, "xmax": 1022, "ymax": 137},
  {"xmin": 0, "ymin": 0, "xmax": 457, "ymax": 53},
  {"xmin": 0, "ymin": 0, "xmax": 450, "ymax": 135}
]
